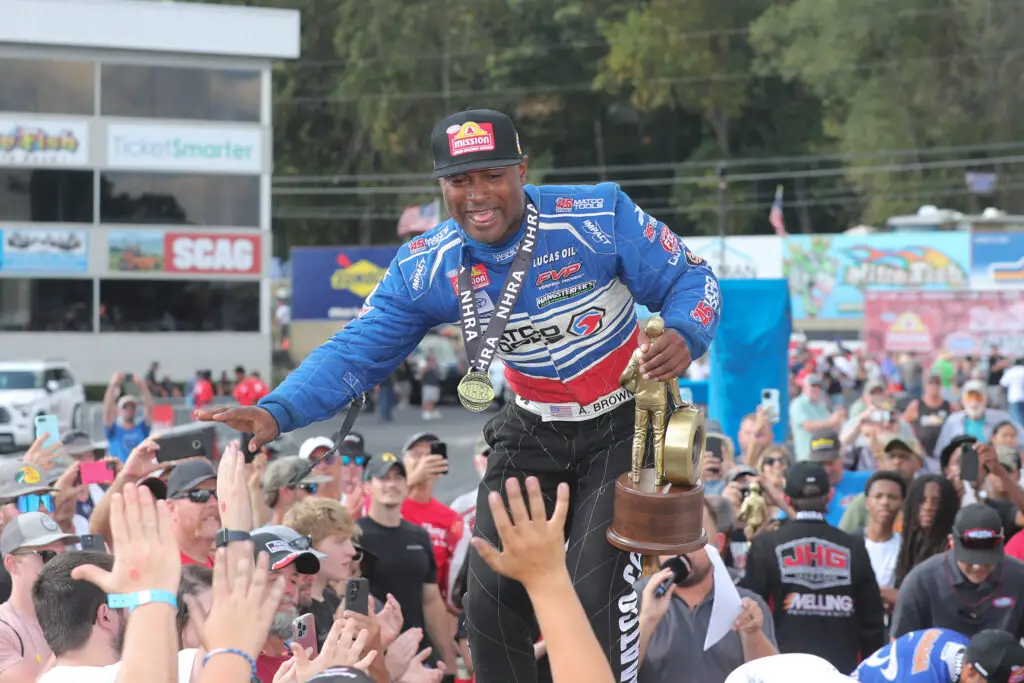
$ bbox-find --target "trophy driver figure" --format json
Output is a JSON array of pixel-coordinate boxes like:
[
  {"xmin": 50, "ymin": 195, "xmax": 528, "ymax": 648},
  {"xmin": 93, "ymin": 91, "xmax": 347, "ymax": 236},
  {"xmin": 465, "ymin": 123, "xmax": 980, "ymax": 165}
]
[
  {"xmin": 198, "ymin": 108, "xmax": 721, "ymax": 683},
  {"xmin": 620, "ymin": 316, "xmax": 683, "ymax": 485}
]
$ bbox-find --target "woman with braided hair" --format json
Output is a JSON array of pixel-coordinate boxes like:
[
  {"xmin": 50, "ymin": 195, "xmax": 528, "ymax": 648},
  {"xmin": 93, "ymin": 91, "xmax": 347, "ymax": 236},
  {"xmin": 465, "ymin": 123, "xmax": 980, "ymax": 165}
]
[{"xmin": 894, "ymin": 475, "xmax": 960, "ymax": 588}]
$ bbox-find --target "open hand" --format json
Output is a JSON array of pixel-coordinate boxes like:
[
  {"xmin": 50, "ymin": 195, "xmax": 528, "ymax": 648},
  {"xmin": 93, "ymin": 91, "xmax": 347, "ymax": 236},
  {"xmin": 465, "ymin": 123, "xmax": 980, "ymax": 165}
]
[
  {"xmin": 377, "ymin": 594, "xmax": 403, "ymax": 648},
  {"xmin": 217, "ymin": 441, "xmax": 253, "ymax": 530},
  {"xmin": 471, "ymin": 477, "xmax": 569, "ymax": 591},
  {"xmin": 404, "ymin": 455, "xmax": 448, "ymax": 488},
  {"xmin": 385, "ymin": 628, "xmax": 422, "ymax": 681},
  {"xmin": 639, "ymin": 329, "xmax": 692, "ymax": 381},
  {"xmin": 122, "ymin": 436, "xmax": 164, "ymax": 482},
  {"xmin": 71, "ymin": 484, "xmax": 181, "ymax": 594},
  {"xmin": 195, "ymin": 406, "xmax": 279, "ymax": 452},
  {"xmin": 23, "ymin": 434, "xmax": 63, "ymax": 472},
  {"xmin": 398, "ymin": 648, "xmax": 445, "ymax": 683}
]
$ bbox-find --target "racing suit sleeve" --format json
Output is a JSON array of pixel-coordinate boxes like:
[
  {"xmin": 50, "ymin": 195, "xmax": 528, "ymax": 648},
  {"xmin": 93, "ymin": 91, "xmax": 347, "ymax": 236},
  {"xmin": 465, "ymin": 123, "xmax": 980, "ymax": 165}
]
[
  {"xmin": 612, "ymin": 190, "xmax": 720, "ymax": 360},
  {"xmin": 259, "ymin": 260, "xmax": 445, "ymax": 434},
  {"xmin": 850, "ymin": 539, "xmax": 887, "ymax": 657}
]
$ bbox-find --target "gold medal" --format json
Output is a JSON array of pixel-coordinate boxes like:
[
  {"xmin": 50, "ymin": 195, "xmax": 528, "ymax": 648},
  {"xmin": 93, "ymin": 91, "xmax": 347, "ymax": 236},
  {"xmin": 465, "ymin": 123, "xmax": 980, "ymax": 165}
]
[{"xmin": 457, "ymin": 372, "xmax": 495, "ymax": 412}]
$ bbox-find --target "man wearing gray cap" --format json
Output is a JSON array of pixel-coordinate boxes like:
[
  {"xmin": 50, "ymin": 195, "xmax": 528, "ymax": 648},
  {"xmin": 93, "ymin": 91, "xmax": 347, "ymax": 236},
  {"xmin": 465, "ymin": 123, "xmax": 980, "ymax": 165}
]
[
  {"xmin": 262, "ymin": 456, "xmax": 331, "ymax": 526},
  {"xmin": 0, "ymin": 512, "xmax": 78, "ymax": 680},
  {"xmin": 933, "ymin": 380, "xmax": 1024, "ymax": 461}
]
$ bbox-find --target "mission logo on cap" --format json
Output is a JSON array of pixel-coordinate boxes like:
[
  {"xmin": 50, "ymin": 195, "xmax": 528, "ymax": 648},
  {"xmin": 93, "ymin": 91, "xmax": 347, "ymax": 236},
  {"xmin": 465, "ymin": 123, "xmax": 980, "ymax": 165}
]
[{"xmin": 431, "ymin": 109, "xmax": 523, "ymax": 179}]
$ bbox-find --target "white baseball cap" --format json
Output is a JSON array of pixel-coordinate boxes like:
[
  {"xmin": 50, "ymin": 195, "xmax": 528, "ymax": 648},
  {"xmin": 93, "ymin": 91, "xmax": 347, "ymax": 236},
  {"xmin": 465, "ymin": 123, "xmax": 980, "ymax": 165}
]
[{"xmin": 298, "ymin": 437, "xmax": 335, "ymax": 461}]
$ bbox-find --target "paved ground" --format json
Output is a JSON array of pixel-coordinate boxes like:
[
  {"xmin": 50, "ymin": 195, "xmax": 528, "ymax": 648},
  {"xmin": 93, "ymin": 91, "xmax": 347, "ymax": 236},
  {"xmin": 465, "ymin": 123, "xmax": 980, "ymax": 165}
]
[{"xmin": 287, "ymin": 403, "xmax": 492, "ymax": 504}]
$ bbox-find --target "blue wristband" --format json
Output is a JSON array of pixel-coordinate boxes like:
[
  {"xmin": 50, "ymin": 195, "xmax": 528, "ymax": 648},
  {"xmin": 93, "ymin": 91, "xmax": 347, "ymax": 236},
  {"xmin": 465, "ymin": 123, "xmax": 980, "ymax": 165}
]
[
  {"xmin": 203, "ymin": 648, "xmax": 258, "ymax": 679},
  {"xmin": 107, "ymin": 590, "xmax": 178, "ymax": 612}
]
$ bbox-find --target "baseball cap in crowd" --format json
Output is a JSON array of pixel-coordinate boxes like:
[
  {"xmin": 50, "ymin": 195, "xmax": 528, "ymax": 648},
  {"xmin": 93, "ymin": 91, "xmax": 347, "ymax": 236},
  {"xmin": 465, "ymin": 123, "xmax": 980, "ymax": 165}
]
[
  {"xmin": 962, "ymin": 379, "xmax": 987, "ymax": 397},
  {"xmin": 62, "ymin": 430, "xmax": 100, "ymax": 457},
  {"xmin": 784, "ymin": 461, "xmax": 831, "ymax": 499},
  {"xmin": 262, "ymin": 456, "xmax": 331, "ymax": 493},
  {"xmin": 804, "ymin": 374, "xmax": 825, "ymax": 387},
  {"xmin": 808, "ymin": 429, "xmax": 841, "ymax": 462},
  {"xmin": 430, "ymin": 109, "xmax": 523, "ymax": 179},
  {"xmin": 965, "ymin": 629, "xmax": 1024, "ymax": 683},
  {"xmin": 363, "ymin": 452, "xmax": 406, "ymax": 482},
  {"xmin": 706, "ymin": 419, "xmax": 725, "ymax": 434},
  {"xmin": 403, "ymin": 432, "xmax": 440, "ymax": 454},
  {"xmin": 298, "ymin": 436, "xmax": 335, "ymax": 461},
  {"xmin": 250, "ymin": 525, "xmax": 322, "ymax": 574},
  {"xmin": 308, "ymin": 667, "xmax": 375, "ymax": 683},
  {"xmin": 339, "ymin": 433, "xmax": 371, "ymax": 465},
  {"xmin": 864, "ymin": 379, "xmax": 887, "ymax": 395},
  {"xmin": 952, "ymin": 504, "xmax": 1005, "ymax": 566},
  {"xmin": 117, "ymin": 395, "xmax": 138, "ymax": 409},
  {"xmin": 725, "ymin": 465, "xmax": 758, "ymax": 485},
  {"xmin": 0, "ymin": 511, "xmax": 79, "ymax": 557},
  {"xmin": 941, "ymin": 435, "xmax": 978, "ymax": 473},
  {"xmin": 0, "ymin": 461, "xmax": 54, "ymax": 503},
  {"xmin": 166, "ymin": 459, "xmax": 217, "ymax": 499},
  {"xmin": 882, "ymin": 435, "xmax": 922, "ymax": 458},
  {"xmin": 996, "ymin": 445, "xmax": 1022, "ymax": 472}
]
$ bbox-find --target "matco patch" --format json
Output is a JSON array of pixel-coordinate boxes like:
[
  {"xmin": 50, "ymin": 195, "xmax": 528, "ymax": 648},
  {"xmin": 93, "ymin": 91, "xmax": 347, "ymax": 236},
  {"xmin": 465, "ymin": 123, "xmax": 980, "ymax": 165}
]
[
  {"xmin": 775, "ymin": 538, "xmax": 851, "ymax": 590},
  {"xmin": 447, "ymin": 121, "xmax": 495, "ymax": 157}
]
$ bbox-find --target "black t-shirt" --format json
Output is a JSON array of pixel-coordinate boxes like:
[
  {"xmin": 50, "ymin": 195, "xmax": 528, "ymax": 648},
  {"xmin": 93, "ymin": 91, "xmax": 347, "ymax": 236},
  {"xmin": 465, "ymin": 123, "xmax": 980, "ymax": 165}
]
[
  {"xmin": 356, "ymin": 517, "xmax": 437, "ymax": 637},
  {"xmin": 0, "ymin": 564, "xmax": 10, "ymax": 603},
  {"xmin": 304, "ymin": 586, "xmax": 342, "ymax": 650},
  {"xmin": 989, "ymin": 355, "xmax": 1005, "ymax": 386},
  {"xmin": 986, "ymin": 498, "xmax": 1021, "ymax": 538},
  {"xmin": 914, "ymin": 399, "xmax": 951, "ymax": 457}
]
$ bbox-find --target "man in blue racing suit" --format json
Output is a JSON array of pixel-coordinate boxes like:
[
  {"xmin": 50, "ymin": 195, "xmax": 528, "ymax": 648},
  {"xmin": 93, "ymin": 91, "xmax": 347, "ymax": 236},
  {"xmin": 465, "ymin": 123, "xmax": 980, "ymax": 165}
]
[
  {"xmin": 199, "ymin": 108, "xmax": 721, "ymax": 683},
  {"xmin": 853, "ymin": 628, "xmax": 1024, "ymax": 683}
]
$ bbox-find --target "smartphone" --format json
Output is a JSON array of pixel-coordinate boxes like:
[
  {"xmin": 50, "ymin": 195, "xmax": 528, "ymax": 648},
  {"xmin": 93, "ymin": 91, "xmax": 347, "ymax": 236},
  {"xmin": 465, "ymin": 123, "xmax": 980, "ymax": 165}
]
[
  {"xmin": 240, "ymin": 432, "xmax": 257, "ymax": 463},
  {"xmin": 345, "ymin": 578, "xmax": 370, "ymax": 616},
  {"xmin": 430, "ymin": 441, "xmax": 448, "ymax": 459},
  {"xmin": 760, "ymin": 389, "xmax": 781, "ymax": 424},
  {"xmin": 291, "ymin": 613, "xmax": 318, "ymax": 656},
  {"xmin": 155, "ymin": 423, "xmax": 216, "ymax": 463},
  {"xmin": 960, "ymin": 444, "xmax": 979, "ymax": 483},
  {"xmin": 870, "ymin": 410, "xmax": 893, "ymax": 423},
  {"xmin": 34, "ymin": 414, "xmax": 61, "ymax": 449},
  {"xmin": 79, "ymin": 534, "xmax": 106, "ymax": 552},
  {"xmin": 705, "ymin": 434, "xmax": 725, "ymax": 463},
  {"xmin": 80, "ymin": 460, "xmax": 116, "ymax": 485}
]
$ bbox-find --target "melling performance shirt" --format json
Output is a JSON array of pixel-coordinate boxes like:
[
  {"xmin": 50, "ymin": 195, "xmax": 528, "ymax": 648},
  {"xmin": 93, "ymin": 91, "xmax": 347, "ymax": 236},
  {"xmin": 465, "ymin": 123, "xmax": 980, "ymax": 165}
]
[
  {"xmin": 739, "ymin": 513, "xmax": 887, "ymax": 674},
  {"xmin": 258, "ymin": 183, "xmax": 720, "ymax": 432}
]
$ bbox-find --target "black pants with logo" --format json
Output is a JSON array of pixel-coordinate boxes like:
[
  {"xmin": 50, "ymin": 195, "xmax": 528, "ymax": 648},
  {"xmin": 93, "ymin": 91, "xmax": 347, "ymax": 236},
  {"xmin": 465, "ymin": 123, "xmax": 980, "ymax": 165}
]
[{"xmin": 465, "ymin": 400, "xmax": 642, "ymax": 683}]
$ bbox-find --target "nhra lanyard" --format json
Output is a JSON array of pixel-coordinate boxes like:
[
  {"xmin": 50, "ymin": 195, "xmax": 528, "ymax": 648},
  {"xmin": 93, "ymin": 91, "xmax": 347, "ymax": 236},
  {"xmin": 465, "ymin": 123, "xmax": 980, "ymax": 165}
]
[
  {"xmin": 795, "ymin": 512, "xmax": 826, "ymax": 522},
  {"xmin": 456, "ymin": 199, "xmax": 539, "ymax": 375}
]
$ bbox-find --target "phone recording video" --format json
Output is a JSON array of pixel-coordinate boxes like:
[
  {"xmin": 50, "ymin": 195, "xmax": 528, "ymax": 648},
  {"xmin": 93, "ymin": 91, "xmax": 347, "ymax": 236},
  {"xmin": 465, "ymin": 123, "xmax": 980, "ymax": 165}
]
[
  {"xmin": 430, "ymin": 441, "xmax": 448, "ymax": 459},
  {"xmin": 345, "ymin": 578, "xmax": 370, "ymax": 615},
  {"xmin": 79, "ymin": 460, "xmax": 116, "ymax": 486},
  {"xmin": 155, "ymin": 423, "xmax": 216, "ymax": 463},
  {"xmin": 960, "ymin": 444, "xmax": 979, "ymax": 483},
  {"xmin": 292, "ymin": 613, "xmax": 318, "ymax": 656}
]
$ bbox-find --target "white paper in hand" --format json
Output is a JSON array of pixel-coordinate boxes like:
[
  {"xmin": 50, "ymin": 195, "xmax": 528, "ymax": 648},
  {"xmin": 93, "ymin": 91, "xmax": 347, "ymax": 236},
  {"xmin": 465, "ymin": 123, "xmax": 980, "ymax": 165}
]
[{"xmin": 704, "ymin": 544, "xmax": 743, "ymax": 651}]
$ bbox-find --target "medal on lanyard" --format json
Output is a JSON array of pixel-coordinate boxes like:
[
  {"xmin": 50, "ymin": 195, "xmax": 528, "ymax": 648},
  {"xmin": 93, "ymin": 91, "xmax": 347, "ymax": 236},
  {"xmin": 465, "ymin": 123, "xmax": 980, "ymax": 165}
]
[{"xmin": 455, "ymin": 199, "xmax": 539, "ymax": 411}]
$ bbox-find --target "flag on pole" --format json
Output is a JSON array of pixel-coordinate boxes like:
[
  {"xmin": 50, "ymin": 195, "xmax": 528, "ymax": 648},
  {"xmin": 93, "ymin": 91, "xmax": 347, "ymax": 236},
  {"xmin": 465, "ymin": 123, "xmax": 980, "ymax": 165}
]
[
  {"xmin": 397, "ymin": 199, "xmax": 441, "ymax": 236},
  {"xmin": 768, "ymin": 185, "xmax": 786, "ymax": 236}
]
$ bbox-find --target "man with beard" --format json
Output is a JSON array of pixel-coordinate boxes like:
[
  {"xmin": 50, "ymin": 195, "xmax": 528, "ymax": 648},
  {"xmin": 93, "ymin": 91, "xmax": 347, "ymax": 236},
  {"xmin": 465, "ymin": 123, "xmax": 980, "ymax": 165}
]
[
  {"xmin": 249, "ymin": 525, "xmax": 323, "ymax": 682},
  {"xmin": 634, "ymin": 499, "xmax": 777, "ymax": 683},
  {"xmin": 166, "ymin": 460, "xmax": 220, "ymax": 567},
  {"xmin": 933, "ymin": 380, "xmax": 1024, "ymax": 460}
]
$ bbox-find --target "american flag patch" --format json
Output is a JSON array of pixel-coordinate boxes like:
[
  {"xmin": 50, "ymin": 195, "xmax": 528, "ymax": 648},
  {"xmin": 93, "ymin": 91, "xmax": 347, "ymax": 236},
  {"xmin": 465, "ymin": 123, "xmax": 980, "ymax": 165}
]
[{"xmin": 548, "ymin": 405, "xmax": 575, "ymax": 417}]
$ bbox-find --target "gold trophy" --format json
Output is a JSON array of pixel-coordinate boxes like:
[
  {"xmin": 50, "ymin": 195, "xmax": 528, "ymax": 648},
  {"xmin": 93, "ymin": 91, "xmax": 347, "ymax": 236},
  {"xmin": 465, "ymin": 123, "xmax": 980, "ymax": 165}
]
[
  {"xmin": 738, "ymin": 481, "xmax": 769, "ymax": 538},
  {"xmin": 607, "ymin": 315, "xmax": 709, "ymax": 560}
]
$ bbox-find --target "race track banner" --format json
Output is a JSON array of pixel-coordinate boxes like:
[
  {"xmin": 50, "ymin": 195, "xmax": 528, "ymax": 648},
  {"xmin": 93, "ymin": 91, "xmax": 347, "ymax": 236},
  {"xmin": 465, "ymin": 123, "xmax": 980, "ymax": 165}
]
[
  {"xmin": 970, "ymin": 231, "xmax": 1024, "ymax": 290},
  {"xmin": 682, "ymin": 236, "xmax": 783, "ymax": 279},
  {"xmin": 864, "ymin": 290, "xmax": 1024, "ymax": 360},
  {"xmin": 783, "ymin": 232, "xmax": 971, "ymax": 320},
  {"xmin": 290, "ymin": 246, "xmax": 398, "ymax": 321}
]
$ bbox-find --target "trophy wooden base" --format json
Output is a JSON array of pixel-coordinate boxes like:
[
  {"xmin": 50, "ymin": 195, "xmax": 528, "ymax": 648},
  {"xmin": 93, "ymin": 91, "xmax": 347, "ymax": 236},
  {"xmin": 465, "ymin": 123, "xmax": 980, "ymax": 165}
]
[{"xmin": 606, "ymin": 468, "xmax": 708, "ymax": 556}]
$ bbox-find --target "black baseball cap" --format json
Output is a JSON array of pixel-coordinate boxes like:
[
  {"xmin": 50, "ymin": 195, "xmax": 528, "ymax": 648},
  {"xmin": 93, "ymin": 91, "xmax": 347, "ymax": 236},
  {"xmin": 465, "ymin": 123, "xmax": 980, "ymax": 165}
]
[
  {"xmin": 808, "ymin": 429, "xmax": 841, "ymax": 462},
  {"xmin": 430, "ymin": 109, "xmax": 523, "ymax": 178},
  {"xmin": 953, "ymin": 504, "xmax": 1005, "ymax": 565},
  {"xmin": 166, "ymin": 459, "xmax": 217, "ymax": 498},
  {"xmin": 965, "ymin": 629, "xmax": 1024, "ymax": 683},
  {"xmin": 784, "ymin": 461, "xmax": 831, "ymax": 499},
  {"xmin": 362, "ymin": 452, "xmax": 406, "ymax": 482}
]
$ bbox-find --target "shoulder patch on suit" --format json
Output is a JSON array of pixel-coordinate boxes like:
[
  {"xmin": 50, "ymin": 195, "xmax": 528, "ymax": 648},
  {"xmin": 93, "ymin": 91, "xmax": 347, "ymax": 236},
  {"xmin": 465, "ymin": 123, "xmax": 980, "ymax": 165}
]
[{"xmin": 397, "ymin": 221, "xmax": 461, "ymax": 301}]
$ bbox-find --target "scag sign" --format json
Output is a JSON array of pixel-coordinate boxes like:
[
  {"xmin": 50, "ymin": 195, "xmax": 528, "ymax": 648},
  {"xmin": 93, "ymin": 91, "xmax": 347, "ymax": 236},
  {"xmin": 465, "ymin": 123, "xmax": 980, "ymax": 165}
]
[{"xmin": 164, "ymin": 233, "xmax": 261, "ymax": 275}]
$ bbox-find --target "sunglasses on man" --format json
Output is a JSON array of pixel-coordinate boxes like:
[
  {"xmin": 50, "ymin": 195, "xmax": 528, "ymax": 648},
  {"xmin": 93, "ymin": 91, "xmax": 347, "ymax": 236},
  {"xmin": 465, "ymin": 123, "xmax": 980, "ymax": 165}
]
[
  {"xmin": 171, "ymin": 489, "xmax": 218, "ymax": 504},
  {"xmin": 17, "ymin": 493, "xmax": 54, "ymax": 514},
  {"xmin": 14, "ymin": 549, "xmax": 57, "ymax": 563}
]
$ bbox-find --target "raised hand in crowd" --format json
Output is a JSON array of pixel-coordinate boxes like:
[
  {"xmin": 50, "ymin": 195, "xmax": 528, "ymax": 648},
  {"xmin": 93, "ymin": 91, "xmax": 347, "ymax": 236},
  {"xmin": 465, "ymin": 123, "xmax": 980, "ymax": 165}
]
[
  {"xmin": 398, "ymin": 647, "xmax": 445, "ymax": 683},
  {"xmin": 196, "ymin": 405, "xmax": 280, "ymax": 452},
  {"xmin": 273, "ymin": 617, "xmax": 376, "ymax": 683},
  {"xmin": 90, "ymin": 435, "xmax": 164, "ymax": 545},
  {"xmin": 246, "ymin": 451, "xmax": 272, "ymax": 528},
  {"xmin": 218, "ymin": 440, "xmax": 254, "ymax": 531},
  {"xmin": 384, "ymin": 628, "xmax": 423, "ymax": 681},
  {"xmin": 404, "ymin": 453, "xmax": 448, "ymax": 488},
  {"xmin": 337, "ymin": 608, "xmax": 392, "ymax": 683},
  {"xmin": 376, "ymin": 594, "xmax": 403, "ymax": 648},
  {"xmin": 472, "ymin": 477, "xmax": 614, "ymax": 683},
  {"xmin": 72, "ymin": 484, "xmax": 182, "ymax": 683},
  {"xmin": 345, "ymin": 482, "xmax": 364, "ymax": 521},
  {"xmin": 192, "ymin": 543, "xmax": 287, "ymax": 683},
  {"xmin": 22, "ymin": 432, "xmax": 63, "ymax": 472}
]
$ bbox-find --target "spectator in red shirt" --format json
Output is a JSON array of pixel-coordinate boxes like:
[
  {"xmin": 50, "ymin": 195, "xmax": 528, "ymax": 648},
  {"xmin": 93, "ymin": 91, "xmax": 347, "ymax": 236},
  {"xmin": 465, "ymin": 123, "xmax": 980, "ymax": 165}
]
[
  {"xmin": 234, "ymin": 366, "xmax": 271, "ymax": 407},
  {"xmin": 166, "ymin": 460, "xmax": 219, "ymax": 567},
  {"xmin": 400, "ymin": 432, "xmax": 463, "ymax": 604},
  {"xmin": 192, "ymin": 370, "xmax": 215, "ymax": 409}
]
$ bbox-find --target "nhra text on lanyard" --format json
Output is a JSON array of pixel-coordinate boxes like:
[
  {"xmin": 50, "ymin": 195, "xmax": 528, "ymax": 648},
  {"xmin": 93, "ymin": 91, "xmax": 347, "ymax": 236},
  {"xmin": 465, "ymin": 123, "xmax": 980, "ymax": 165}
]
[
  {"xmin": 457, "ymin": 199, "xmax": 539, "ymax": 375},
  {"xmin": 795, "ymin": 511, "xmax": 826, "ymax": 522}
]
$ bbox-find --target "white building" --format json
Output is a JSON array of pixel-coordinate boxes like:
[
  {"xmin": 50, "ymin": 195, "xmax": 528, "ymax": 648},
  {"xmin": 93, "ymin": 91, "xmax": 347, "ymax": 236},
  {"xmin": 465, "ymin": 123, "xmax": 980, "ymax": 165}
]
[{"xmin": 0, "ymin": 0, "xmax": 300, "ymax": 384}]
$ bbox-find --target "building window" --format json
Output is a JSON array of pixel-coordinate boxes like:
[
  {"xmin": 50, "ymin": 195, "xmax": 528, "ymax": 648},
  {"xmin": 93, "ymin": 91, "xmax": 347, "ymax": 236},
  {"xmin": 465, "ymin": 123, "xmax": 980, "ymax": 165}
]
[
  {"xmin": 0, "ymin": 58, "xmax": 95, "ymax": 115},
  {"xmin": 100, "ymin": 64, "xmax": 261, "ymax": 122},
  {"xmin": 0, "ymin": 278, "xmax": 94, "ymax": 331},
  {"xmin": 0, "ymin": 170, "xmax": 94, "ymax": 223},
  {"xmin": 99, "ymin": 280, "xmax": 260, "ymax": 332},
  {"xmin": 100, "ymin": 172, "xmax": 260, "ymax": 227}
]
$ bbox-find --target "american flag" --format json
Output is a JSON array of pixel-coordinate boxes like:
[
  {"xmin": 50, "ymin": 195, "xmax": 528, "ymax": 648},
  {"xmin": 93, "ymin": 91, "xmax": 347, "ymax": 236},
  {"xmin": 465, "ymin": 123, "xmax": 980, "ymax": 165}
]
[
  {"xmin": 397, "ymin": 200, "xmax": 441, "ymax": 236},
  {"xmin": 769, "ymin": 185, "xmax": 786, "ymax": 236},
  {"xmin": 548, "ymin": 405, "xmax": 575, "ymax": 418}
]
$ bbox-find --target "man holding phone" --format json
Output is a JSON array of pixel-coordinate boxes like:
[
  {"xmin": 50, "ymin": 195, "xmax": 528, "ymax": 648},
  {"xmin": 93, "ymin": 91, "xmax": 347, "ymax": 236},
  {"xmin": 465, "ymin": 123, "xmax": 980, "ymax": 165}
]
[{"xmin": 400, "ymin": 433, "xmax": 464, "ymax": 605}]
